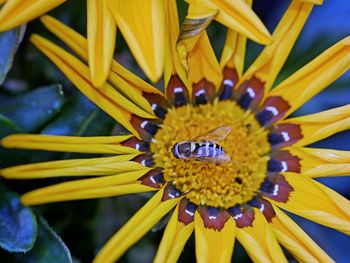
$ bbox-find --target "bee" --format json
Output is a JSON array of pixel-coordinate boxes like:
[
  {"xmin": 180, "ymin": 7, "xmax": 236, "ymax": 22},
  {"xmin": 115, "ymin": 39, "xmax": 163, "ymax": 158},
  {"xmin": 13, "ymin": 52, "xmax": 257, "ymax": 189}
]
[{"xmin": 172, "ymin": 126, "xmax": 231, "ymax": 164}]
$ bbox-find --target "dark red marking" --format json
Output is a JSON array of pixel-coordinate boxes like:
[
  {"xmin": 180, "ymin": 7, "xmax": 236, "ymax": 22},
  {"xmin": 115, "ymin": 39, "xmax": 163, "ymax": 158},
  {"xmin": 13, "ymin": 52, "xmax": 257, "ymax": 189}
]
[
  {"xmin": 178, "ymin": 198, "xmax": 197, "ymax": 225},
  {"xmin": 121, "ymin": 137, "xmax": 150, "ymax": 152},
  {"xmin": 192, "ymin": 79, "xmax": 215, "ymax": 105},
  {"xmin": 259, "ymin": 173, "xmax": 294, "ymax": 203},
  {"xmin": 132, "ymin": 153, "xmax": 155, "ymax": 167},
  {"xmin": 248, "ymin": 197, "xmax": 275, "ymax": 222},
  {"xmin": 236, "ymin": 76, "xmax": 265, "ymax": 109},
  {"xmin": 139, "ymin": 168, "xmax": 165, "ymax": 188},
  {"xmin": 130, "ymin": 114, "xmax": 160, "ymax": 142},
  {"xmin": 142, "ymin": 92, "xmax": 168, "ymax": 119},
  {"xmin": 218, "ymin": 67, "xmax": 239, "ymax": 100},
  {"xmin": 268, "ymin": 123, "xmax": 303, "ymax": 149},
  {"xmin": 228, "ymin": 205, "xmax": 255, "ymax": 228},
  {"xmin": 268, "ymin": 150, "xmax": 301, "ymax": 173},
  {"xmin": 256, "ymin": 96, "xmax": 291, "ymax": 127},
  {"xmin": 167, "ymin": 75, "xmax": 189, "ymax": 107},
  {"xmin": 198, "ymin": 205, "xmax": 230, "ymax": 231},
  {"xmin": 162, "ymin": 184, "xmax": 182, "ymax": 201}
]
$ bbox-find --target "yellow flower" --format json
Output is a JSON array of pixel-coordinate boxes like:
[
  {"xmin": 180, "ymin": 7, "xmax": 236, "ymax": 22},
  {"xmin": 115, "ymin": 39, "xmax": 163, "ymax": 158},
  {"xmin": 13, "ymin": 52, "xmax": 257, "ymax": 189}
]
[
  {"xmin": 1, "ymin": 0, "xmax": 350, "ymax": 262},
  {"xmin": 0, "ymin": 0, "xmax": 269, "ymax": 87}
]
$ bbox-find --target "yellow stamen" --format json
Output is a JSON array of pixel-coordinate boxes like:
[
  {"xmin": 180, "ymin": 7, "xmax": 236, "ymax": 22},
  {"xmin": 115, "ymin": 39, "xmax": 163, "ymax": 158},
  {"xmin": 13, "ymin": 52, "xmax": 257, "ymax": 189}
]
[{"xmin": 152, "ymin": 100, "xmax": 270, "ymax": 208}]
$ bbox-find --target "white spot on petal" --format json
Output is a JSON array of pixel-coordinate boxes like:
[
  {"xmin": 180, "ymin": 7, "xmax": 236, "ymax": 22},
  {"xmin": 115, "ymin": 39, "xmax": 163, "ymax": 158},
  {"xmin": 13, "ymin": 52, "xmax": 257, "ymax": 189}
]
[
  {"xmin": 266, "ymin": 106, "xmax": 279, "ymax": 116},
  {"xmin": 247, "ymin": 87, "xmax": 255, "ymax": 98},
  {"xmin": 273, "ymin": 184, "xmax": 279, "ymax": 196},
  {"xmin": 281, "ymin": 161, "xmax": 288, "ymax": 172},
  {"xmin": 174, "ymin": 87, "xmax": 183, "ymax": 93},
  {"xmin": 281, "ymin": 131, "xmax": 290, "ymax": 142},
  {"xmin": 223, "ymin": 79, "xmax": 234, "ymax": 87}
]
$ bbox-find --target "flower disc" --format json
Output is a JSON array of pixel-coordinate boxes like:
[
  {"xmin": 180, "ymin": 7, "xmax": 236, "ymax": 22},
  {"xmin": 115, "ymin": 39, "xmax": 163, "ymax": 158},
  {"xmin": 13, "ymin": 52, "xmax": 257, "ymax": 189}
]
[{"xmin": 152, "ymin": 100, "xmax": 270, "ymax": 208}]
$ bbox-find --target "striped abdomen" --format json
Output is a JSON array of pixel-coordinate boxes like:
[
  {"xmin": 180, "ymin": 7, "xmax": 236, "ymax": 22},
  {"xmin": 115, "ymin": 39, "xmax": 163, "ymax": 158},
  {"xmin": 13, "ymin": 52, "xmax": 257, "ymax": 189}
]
[
  {"xmin": 193, "ymin": 141, "xmax": 224, "ymax": 158},
  {"xmin": 173, "ymin": 140, "xmax": 224, "ymax": 159}
]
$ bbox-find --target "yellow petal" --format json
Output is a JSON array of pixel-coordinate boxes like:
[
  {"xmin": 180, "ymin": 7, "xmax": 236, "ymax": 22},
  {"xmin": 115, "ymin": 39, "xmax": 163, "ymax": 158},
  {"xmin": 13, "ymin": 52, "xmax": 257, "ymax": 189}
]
[
  {"xmin": 0, "ymin": 0, "xmax": 65, "ymax": 31},
  {"xmin": 40, "ymin": 15, "xmax": 161, "ymax": 115},
  {"xmin": 289, "ymin": 147, "xmax": 350, "ymax": 178},
  {"xmin": 283, "ymin": 104, "xmax": 350, "ymax": 146},
  {"xmin": 1, "ymin": 134, "xmax": 139, "ymax": 154},
  {"xmin": 242, "ymin": 1, "xmax": 314, "ymax": 93},
  {"xmin": 236, "ymin": 209, "xmax": 287, "ymax": 263},
  {"xmin": 194, "ymin": 211, "xmax": 235, "ymax": 263},
  {"xmin": 163, "ymin": 0, "xmax": 189, "ymax": 91},
  {"xmin": 270, "ymin": 173, "xmax": 350, "ymax": 235},
  {"xmin": 107, "ymin": 0, "xmax": 165, "ymax": 83},
  {"xmin": 304, "ymin": 0, "xmax": 323, "ymax": 4},
  {"xmin": 219, "ymin": 0, "xmax": 251, "ymax": 77},
  {"xmin": 154, "ymin": 205, "xmax": 194, "ymax": 263},
  {"xmin": 30, "ymin": 34, "xmax": 153, "ymax": 138},
  {"xmin": 22, "ymin": 184, "xmax": 154, "ymax": 205},
  {"xmin": 187, "ymin": 32, "xmax": 223, "ymax": 91},
  {"xmin": 31, "ymin": 35, "xmax": 153, "ymax": 120},
  {"xmin": 185, "ymin": 0, "xmax": 271, "ymax": 45},
  {"xmin": 107, "ymin": 66, "xmax": 159, "ymax": 115},
  {"xmin": 21, "ymin": 169, "xmax": 154, "ymax": 205},
  {"xmin": 270, "ymin": 36, "xmax": 350, "ymax": 118},
  {"xmin": 0, "ymin": 154, "xmax": 142, "ymax": 179},
  {"xmin": 25, "ymin": 169, "xmax": 150, "ymax": 195},
  {"xmin": 271, "ymin": 206, "xmax": 333, "ymax": 263},
  {"xmin": 40, "ymin": 15, "xmax": 86, "ymax": 58},
  {"xmin": 93, "ymin": 188, "xmax": 182, "ymax": 263},
  {"xmin": 87, "ymin": 0, "xmax": 116, "ymax": 87}
]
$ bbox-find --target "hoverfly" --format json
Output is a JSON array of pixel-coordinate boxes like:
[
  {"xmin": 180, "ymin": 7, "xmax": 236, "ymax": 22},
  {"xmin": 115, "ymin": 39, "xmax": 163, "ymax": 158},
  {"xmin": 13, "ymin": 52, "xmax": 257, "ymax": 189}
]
[{"xmin": 172, "ymin": 126, "xmax": 231, "ymax": 164}]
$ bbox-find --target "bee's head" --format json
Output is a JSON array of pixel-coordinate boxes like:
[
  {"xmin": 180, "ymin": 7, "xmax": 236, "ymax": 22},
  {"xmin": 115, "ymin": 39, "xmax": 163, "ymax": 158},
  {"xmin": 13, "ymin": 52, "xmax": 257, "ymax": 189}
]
[{"xmin": 172, "ymin": 141, "xmax": 194, "ymax": 158}]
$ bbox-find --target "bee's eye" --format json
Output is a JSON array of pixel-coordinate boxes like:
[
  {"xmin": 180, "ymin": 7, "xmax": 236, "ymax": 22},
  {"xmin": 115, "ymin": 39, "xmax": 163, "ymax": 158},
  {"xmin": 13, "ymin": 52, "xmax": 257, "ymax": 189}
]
[{"xmin": 178, "ymin": 143, "xmax": 191, "ymax": 153}]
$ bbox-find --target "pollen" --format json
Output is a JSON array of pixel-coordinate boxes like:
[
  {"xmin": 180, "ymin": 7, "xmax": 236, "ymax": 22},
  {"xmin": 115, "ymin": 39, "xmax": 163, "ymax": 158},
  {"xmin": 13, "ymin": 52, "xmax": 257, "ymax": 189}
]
[{"xmin": 151, "ymin": 100, "xmax": 270, "ymax": 208}]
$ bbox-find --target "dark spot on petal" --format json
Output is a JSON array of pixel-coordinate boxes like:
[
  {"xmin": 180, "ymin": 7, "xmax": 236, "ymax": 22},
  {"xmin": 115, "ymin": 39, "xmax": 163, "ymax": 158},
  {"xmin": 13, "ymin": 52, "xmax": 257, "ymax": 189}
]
[
  {"xmin": 268, "ymin": 151, "xmax": 301, "ymax": 173},
  {"xmin": 121, "ymin": 137, "xmax": 150, "ymax": 152},
  {"xmin": 167, "ymin": 75, "xmax": 189, "ymax": 107},
  {"xmin": 132, "ymin": 153, "xmax": 155, "ymax": 167},
  {"xmin": 143, "ymin": 92, "xmax": 168, "ymax": 119},
  {"xmin": 236, "ymin": 77, "xmax": 265, "ymax": 110},
  {"xmin": 259, "ymin": 173, "xmax": 294, "ymax": 203},
  {"xmin": 248, "ymin": 197, "xmax": 275, "ymax": 222},
  {"xmin": 228, "ymin": 205, "xmax": 255, "ymax": 228},
  {"xmin": 178, "ymin": 198, "xmax": 197, "ymax": 225},
  {"xmin": 256, "ymin": 96, "xmax": 291, "ymax": 127},
  {"xmin": 218, "ymin": 67, "xmax": 239, "ymax": 100},
  {"xmin": 192, "ymin": 79, "xmax": 215, "ymax": 105},
  {"xmin": 162, "ymin": 184, "xmax": 182, "ymax": 201},
  {"xmin": 131, "ymin": 115, "xmax": 160, "ymax": 142},
  {"xmin": 268, "ymin": 123, "xmax": 303, "ymax": 149},
  {"xmin": 139, "ymin": 168, "xmax": 165, "ymax": 188},
  {"xmin": 198, "ymin": 205, "xmax": 230, "ymax": 231}
]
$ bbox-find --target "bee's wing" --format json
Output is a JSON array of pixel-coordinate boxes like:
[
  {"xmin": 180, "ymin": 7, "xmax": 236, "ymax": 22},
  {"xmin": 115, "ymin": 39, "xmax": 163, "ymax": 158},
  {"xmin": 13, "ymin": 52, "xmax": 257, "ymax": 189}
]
[
  {"xmin": 193, "ymin": 126, "xmax": 231, "ymax": 142},
  {"xmin": 189, "ymin": 152, "xmax": 231, "ymax": 164}
]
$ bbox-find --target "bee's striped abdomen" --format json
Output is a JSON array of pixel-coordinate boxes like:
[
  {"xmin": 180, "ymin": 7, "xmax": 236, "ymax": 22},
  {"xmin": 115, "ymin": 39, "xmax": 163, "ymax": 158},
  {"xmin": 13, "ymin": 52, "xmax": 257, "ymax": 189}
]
[
  {"xmin": 195, "ymin": 141, "xmax": 224, "ymax": 158},
  {"xmin": 173, "ymin": 140, "xmax": 226, "ymax": 161}
]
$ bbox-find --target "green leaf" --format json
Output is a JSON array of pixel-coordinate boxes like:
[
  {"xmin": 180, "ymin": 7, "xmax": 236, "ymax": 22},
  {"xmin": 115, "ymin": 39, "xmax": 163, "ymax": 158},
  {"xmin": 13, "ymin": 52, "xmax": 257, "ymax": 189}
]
[
  {"xmin": 0, "ymin": 26, "xmax": 26, "ymax": 86},
  {"xmin": 0, "ymin": 184, "xmax": 37, "ymax": 253},
  {"xmin": 0, "ymin": 114, "xmax": 22, "ymax": 138},
  {"xmin": 14, "ymin": 216, "xmax": 72, "ymax": 263},
  {"xmin": 0, "ymin": 85, "xmax": 65, "ymax": 132}
]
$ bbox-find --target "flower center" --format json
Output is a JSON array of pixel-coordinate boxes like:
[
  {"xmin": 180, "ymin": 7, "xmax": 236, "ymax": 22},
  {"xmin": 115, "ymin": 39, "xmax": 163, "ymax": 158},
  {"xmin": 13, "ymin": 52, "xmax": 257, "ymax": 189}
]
[{"xmin": 151, "ymin": 100, "xmax": 270, "ymax": 208}]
